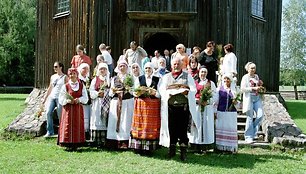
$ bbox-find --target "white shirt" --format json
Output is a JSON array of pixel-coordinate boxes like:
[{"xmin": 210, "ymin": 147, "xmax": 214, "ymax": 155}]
[
  {"xmin": 222, "ymin": 52, "xmax": 237, "ymax": 75},
  {"xmin": 125, "ymin": 47, "xmax": 147, "ymax": 66},
  {"xmin": 49, "ymin": 74, "xmax": 66, "ymax": 99},
  {"xmin": 151, "ymin": 56, "xmax": 163, "ymax": 69},
  {"xmin": 145, "ymin": 74, "xmax": 153, "ymax": 87},
  {"xmin": 101, "ymin": 50, "xmax": 113, "ymax": 65}
]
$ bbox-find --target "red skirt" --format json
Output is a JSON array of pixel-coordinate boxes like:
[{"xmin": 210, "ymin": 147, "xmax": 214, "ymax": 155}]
[
  {"xmin": 131, "ymin": 98, "xmax": 161, "ymax": 140},
  {"xmin": 58, "ymin": 104, "xmax": 85, "ymax": 145}
]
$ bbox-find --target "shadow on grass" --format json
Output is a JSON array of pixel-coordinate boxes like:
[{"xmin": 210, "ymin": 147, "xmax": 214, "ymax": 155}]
[
  {"xmin": 68, "ymin": 144, "xmax": 300, "ymax": 169},
  {"xmin": 149, "ymin": 147, "xmax": 299, "ymax": 169},
  {"xmin": 0, "ymin": 97, "xmax": 26, "ymax": 101}
]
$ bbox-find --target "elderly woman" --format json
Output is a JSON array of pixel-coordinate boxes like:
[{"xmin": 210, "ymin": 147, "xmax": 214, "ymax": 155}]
[
  {"xmin": 129, "ymin": 62, "xmax": 161, "ymax": 155},
  {"xmin": 89, "ymin": 63, "xmax": 111, "ymax": 147},
  {"xmin": 78, "ymin": 63, "xmax": 91, "ymax": 140},
  {"xmin": 189, "ymin": 67, "xmax": 217, "ymax": 153},
  {"xmin": 171, "ymin": 43, "xmax": 189, "ymax": 71},
  {"xmin": 241, "ymin": 62, "xmax": 264, "ymax": 144},
  {"xmin": 130, "ymin": 63, "xmax": 143, "ymax": 85},
  {"xmin": 215, "ymin": 73, "xmax": 238, "ymax": 153},
  {"xmin": 154, "ymin": 58, "xmax": 170, "ymax": 78},
  {"xmin": 106, "ymin": 60, "xmax": 134, "ymax": 149},
  {"xmin": 58, "ymin": 68, "xmax": 89, "ymax": 151}
]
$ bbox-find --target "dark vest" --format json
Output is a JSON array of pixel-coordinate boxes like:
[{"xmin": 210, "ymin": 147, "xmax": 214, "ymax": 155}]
[{"xmin": 138, "ymin": 75, "xmax": 159, "ymax": 90}]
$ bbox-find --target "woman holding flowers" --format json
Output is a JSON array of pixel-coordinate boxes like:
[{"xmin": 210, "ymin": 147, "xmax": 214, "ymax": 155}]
[
  {"xmin": 129, "ymin": 62, "xmax": 161, "ymax": 155},
  {"xmin": 130, "ymin": 62, "xmax": 143, "ymax": 85},
  {"xmin": 106, "ymin": 60, "xmax": 134, "ymax": 149},
  {"xmin": 189, "ymin": 67, "xmax": 217, "ymax": 153},
  {"xmin": 89, "ymin": 63, "xmax": 111, "ymax": 147},
  {"xmin": 58, "ymin": 68, "xmax": 89, "ymax": 151},
  {"xmin": 215, "ymin": 73, "xmax": 238, "ymax": 153},
  {"xmin": 240, "ymin": 62, "xmax": 264, "ymax": 144}
]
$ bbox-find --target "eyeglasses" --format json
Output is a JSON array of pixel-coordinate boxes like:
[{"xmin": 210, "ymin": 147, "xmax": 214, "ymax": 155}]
[
  {"xmin": 54, "ymin": 66, "xmax": 58, "ymax": 68},
  {"xmin": 176, "ymin": 47, "xmax": 182, "ymax": 50}
]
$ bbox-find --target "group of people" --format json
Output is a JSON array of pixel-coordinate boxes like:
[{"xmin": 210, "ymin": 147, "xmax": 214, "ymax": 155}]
[{"xmin": 42, "ymin": 41, "xmax": 264, "ymax": 161}]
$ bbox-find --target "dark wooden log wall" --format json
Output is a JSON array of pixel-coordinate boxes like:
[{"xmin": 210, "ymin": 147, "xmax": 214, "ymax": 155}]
[
  {"xmin": 36, "ymin": 0, "xmax": 282, "ymax": 91},
  {"xmin": 210, "ymin": 0, "xmax": 282, "ymax": 92},
  {"xmin": 36, "ymin": 0, "xmax": 109, "ymax": 88}
]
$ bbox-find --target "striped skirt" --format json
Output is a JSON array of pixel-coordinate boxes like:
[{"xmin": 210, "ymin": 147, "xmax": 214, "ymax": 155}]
[
  {"xmin": 130, "ymin": 98, "xmax": 161, "ymax": 140},
  {"xmin": 215, "ymin": 111, "xmax": 238, "ymax": 152}
]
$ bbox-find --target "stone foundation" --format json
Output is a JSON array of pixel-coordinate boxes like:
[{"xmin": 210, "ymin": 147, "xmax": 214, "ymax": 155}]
[
  {"xmin": 5, "ymin": 88, "xmax": 47, "ymax": 136},
  {"xmin": 262, "ymin": 95, "xmax": 305, "ymax": 148}
]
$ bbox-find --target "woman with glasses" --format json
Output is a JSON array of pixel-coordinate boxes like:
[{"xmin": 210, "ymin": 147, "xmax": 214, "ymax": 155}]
[
  {"xmin": 198, "ymin": 41, "xmax": 218, "ymax": 84},
  {"xmin": 42, "ymin": 62, "xmax": 68, "ymax": 137}
]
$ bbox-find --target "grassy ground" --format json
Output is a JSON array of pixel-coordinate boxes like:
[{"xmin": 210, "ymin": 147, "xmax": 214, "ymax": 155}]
[
  {"xmin": 286, "ymin": 100, "xmax": 306, "ymax": 133},
  {"xmin": 0, "ymin": 94, "xmax": 305, "ymax": 174}
]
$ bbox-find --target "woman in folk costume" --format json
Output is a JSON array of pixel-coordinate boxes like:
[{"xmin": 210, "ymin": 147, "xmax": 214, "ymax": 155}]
[
  {"xmin": 58, "ymin": 68, "xmax": 89, "ymax": 151},
  {"xmin": 241, "ymin": 62, "xmax": 264, "ymax": 144},
  {"xmin": 89, "ymin": 63, "xmax": 111, "ymax": 147},
  {"xmin": 130, "ymin": 62, "xmax": 143, "ymax": 86},
  {"xmin": 78, "ymin": 63, "xmax": 91, "ymax": 140},
  {"xmin": 129, "ymin": 62, "xmax": 161, "ymax": 155},
  {"xmin": 106, "ymin": 60, "xmax": 134, "ymax": 149},
  {"xmin": 159, "ymin": 57, "xmax": 198, "ymax": 161},
  {"xmin": 214, "ymin": 73, "xmax": 238, "ymax": 153},
  {"xmin": 189, "ymin": 67, "xmax": 217, "ymax": 153}
]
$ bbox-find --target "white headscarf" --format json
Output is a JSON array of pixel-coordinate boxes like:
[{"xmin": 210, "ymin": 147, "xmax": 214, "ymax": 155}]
[
  {"xmin": 144, "ymin": 62, "xmax": 154, "ymax": 75},
  {"xmin": 130, "ymin": 62, "xmax": 143, "ymax": 77},
  {"xmin": 96, "ymin": 63, "xmax": 110, "ymax": 86},
  {"xmin": 114, "ymin": 60, "xmax": 129, "ymax": 74},
  {"xmin": 78, "ymin": 63, "xmax": 90, "ymax": 81}
]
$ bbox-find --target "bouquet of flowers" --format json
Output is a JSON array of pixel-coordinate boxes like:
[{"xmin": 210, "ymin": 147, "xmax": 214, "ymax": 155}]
[
  {"xmin": 36, "ymin": 104, "xmax": 44, "ymax": 118},
  {"xmin": 65, "ymin": 91, "xmax": 74, "ymax": 100},
  {"xmin": 123, "ymin": 74, "xmax": 134, "ymax": 92},
  {"xmin": 199, "ymin": 86, "xmax": 212, "ymax": 112},
  {"xmin": 134, "ymin": 86, "xmax": 156, "ymax": 97},
  {"xmin": 228, "ymin": 92, "xmax": 242, "ymax": 111},
  {"xmin": 99, "ymin": 82, "xmax": 107, "ymax": 92}
]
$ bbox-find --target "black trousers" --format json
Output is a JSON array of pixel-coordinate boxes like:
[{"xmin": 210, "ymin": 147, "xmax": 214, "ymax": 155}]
[{"xmin": 168, "ymin": 104, "xmax": 189, "ymax": 146}]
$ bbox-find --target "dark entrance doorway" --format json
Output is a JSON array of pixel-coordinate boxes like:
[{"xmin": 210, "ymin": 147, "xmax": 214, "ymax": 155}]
[{"xmin": 143, "ymin": 33, "xmax": 178, "ymax": 57}]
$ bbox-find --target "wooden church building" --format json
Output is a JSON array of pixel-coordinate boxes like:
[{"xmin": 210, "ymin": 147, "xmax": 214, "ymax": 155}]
[{"xmin": 36, "ymin": 0, "xmax": 282, "ymax": 91}]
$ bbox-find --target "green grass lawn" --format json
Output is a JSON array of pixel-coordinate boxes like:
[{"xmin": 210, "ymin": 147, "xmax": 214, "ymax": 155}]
[
  {"xmin": 0, "ymin": 94, "xmax": 305, "ymax": 174},
  {"xmin": 286, "ymin": 100, "xmax": 306, "ymax": 133}
]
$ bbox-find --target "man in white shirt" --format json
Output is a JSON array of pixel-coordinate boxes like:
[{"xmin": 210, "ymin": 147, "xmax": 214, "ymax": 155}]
[
  {"xmin": 151, "ymin": 50, "xmax": 163, "ymax": 70},
  {"xmin": 125, "ymin": 41, "xmax": 147, "ymax": 67},
  {"xmin": 99, "ymin": 43, "xmax": 114, "ymax": 75}
]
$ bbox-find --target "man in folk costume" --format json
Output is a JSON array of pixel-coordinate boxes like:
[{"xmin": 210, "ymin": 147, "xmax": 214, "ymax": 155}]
[{"xmin": 159, "ymin": 57, "xmax": 198, "ymax": 161}]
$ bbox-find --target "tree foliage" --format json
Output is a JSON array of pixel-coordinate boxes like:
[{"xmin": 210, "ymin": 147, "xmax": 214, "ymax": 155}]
[
  {"xmin": 280, "ymin": 0, "xmax": 306, "ymax": 86},
  {"xmin": 0, "ymin": 0, "xmax": 36, "ymax": 86}
]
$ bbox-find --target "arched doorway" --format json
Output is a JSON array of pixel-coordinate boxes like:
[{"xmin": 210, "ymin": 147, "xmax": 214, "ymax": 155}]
[{"xmin": 143, "ymin": 33, "xmax": 178, "ymax": 57}]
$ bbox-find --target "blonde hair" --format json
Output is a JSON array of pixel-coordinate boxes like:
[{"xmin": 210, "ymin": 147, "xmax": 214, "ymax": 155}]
[{"xmin": 244, "ymin": 62, "xmax": 256, "ymax": 71}]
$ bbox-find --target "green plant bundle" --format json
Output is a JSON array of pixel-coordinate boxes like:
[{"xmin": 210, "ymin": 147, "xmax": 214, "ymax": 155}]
[{"xmin": 199, "ymin": 86, "xmax": 212, "ymax": 112}]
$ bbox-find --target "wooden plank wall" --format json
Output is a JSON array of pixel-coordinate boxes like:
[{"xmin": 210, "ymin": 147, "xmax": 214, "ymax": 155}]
[
  {"xmin": 36, "ymin": 0, "xmax": 282, "ymax": 91},
  {"xmin": 210, "ymin": 0, "xmax": 282, "ymax": 91},
  {"xmin": 35, "ymin": 0, "xmax": 109, "ymax": 88}
]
